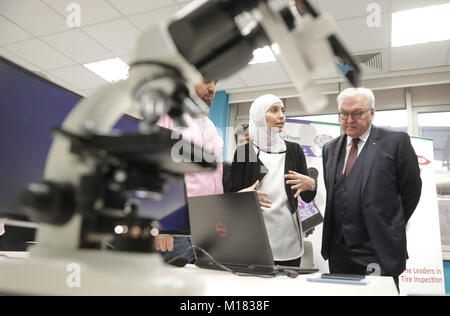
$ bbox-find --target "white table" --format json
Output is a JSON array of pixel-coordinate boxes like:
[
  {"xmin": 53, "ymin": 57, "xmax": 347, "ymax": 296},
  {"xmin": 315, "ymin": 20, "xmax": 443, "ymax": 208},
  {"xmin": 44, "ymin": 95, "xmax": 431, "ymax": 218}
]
[
  {"xmin": 0, "ymin": 252, "xmax": 398, "ymax": 296},
  {"xmin": 177, "ymin": 264, "xmax": 399, "ymax": 296}
]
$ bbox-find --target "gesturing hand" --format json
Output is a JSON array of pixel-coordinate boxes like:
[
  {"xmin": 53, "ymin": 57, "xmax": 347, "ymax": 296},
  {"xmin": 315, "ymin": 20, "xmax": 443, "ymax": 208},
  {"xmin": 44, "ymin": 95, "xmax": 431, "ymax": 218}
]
[
  {"xmin": 238, "ymin": 180, "xmax": 272, "ymax": 211},
  {"xmin": 284, "ymin": 170, "xmax": 315, "ymax": 198}
]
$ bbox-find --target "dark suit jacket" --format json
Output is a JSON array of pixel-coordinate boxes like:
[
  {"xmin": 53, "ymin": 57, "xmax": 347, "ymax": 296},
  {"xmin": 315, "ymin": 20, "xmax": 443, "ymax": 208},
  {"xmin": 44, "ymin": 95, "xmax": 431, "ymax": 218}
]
[
  {"xmin": 321, "ymin": 125, "xmax": 422, "ymax": 276},
  {"xmin": 222, "ymin": 162, "xmax": 232, "ymax": 193},
  {"xmin": 230, "ymin": 141, "xmax": 317, "ymax": 213}
]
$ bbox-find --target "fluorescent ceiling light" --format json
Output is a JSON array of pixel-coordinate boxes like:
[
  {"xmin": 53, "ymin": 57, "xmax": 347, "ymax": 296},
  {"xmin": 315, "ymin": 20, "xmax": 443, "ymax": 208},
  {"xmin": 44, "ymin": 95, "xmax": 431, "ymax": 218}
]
[
  {"xmin": 249, "ymin": 45, "xmax": 278, "ymax": 64},
  {"xmin": 84, "ymin": 58, "xmax": 129, "ymax": 83},
  {"xmin": 392, "ymin": 3, "xmax": 450, "ymax": 47}
]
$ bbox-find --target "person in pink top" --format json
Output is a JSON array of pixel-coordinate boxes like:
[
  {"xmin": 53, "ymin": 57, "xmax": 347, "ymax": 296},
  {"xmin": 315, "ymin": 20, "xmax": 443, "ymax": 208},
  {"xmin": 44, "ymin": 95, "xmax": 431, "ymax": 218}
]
[{"xmin": 155, "ymin": 80, "xmax": 223, "ymax": 263}]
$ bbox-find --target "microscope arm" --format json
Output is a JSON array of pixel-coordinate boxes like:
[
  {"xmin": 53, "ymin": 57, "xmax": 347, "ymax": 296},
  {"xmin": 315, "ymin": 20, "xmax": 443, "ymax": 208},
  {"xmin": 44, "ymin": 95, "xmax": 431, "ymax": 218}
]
[{"xmin": 27, "ymin": 0, "xmax": 359, "ymax": 247}]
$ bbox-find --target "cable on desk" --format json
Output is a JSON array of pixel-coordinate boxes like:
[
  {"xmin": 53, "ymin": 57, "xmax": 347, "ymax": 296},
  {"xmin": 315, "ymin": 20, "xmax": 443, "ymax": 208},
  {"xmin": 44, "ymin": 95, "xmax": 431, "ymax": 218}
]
[
  {"xmin": 0, "ymin": 254, "xmax": 26, "ymax": 260},
  {"xmin": 166, "ymin": 245, "xmax": 276, "ymax": 278}
]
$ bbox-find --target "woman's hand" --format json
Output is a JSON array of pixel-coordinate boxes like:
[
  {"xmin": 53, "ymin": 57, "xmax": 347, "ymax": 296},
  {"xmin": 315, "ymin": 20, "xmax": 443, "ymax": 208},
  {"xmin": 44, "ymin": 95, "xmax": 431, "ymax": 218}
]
[
  {"xmin": 238, "ymin": 180, "xmax": 272, "ymax": 211},
  {"xmin": 285, "ymin": 170, "xmax": 316, "ymax": 198}
]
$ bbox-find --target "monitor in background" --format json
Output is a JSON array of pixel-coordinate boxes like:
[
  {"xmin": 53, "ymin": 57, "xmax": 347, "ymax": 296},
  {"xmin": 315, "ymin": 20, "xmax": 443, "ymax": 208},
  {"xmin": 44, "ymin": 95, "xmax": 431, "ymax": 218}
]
[
  {"xmin": 0, "ymin": 56, "xmax": 81, "ymax": 250},
  {"xmin": 112, "ymin": 118, "xmax": 190, "ymax": 235},
  {"xmin": 0, "ymin": 56, "xmax": 190, "ymax": 243},
  {"xmin": 0, "ymin": 223, "xmax": 36, "ymax": 252},
  {"xmin": 114, "ymin": 115, "xmax": 140, "ymax": 133},
  {"xmin": 0, "ymin": 57, "xmax": 81, "ymax": 222},
  {"xmin": 133, "ymin": 179, "xmax": 190, "ymax": 236}
]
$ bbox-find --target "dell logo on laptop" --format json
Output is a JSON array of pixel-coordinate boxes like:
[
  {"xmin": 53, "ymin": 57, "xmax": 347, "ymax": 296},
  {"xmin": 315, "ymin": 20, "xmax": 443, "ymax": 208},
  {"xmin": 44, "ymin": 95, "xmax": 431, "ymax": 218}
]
[{"xmin": 216, "ymin": 222, "xmax": 227, "ymax": 237}]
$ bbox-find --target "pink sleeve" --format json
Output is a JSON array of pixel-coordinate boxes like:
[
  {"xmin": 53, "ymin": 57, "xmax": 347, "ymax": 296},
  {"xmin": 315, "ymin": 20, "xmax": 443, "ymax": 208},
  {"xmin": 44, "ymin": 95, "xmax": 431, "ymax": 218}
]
[{"xmin": 156, "ymin": 114, "xmax": 175, "ymax": 130}]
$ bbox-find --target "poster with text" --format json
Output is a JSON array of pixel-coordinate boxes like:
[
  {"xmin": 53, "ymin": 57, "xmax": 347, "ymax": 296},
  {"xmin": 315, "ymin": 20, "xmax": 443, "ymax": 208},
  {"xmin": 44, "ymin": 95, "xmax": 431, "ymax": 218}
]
[{"xmin": 400, "ymin": 137, "xmax": 445, "ymax": 295}]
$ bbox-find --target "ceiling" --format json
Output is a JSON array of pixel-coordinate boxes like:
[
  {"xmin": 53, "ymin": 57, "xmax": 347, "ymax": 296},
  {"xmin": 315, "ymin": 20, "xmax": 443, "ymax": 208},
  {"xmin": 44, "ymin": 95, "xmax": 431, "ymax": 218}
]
[{"xmin": 1, "ymin": 0, "xmax": 450, "ymax": 99}]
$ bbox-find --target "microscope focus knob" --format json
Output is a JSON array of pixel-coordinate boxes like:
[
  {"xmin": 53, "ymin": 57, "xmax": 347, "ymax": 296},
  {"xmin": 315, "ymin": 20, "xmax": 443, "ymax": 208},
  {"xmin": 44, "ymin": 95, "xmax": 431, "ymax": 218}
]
[{"xmin": 21, "ymin": 181, "xmax": 75, "ymax": 226}]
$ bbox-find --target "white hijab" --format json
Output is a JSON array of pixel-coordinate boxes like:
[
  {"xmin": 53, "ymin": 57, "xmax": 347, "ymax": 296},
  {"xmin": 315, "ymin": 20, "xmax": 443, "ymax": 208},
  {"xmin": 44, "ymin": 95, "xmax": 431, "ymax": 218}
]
[{"xmin": 249, "ymin": 94, "xmax": 286, "ymax": 153}]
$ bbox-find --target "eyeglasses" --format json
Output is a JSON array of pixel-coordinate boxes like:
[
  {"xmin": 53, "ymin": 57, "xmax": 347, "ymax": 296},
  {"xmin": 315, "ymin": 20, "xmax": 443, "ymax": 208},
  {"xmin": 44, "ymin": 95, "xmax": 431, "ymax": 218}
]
[{"xmin": 339, "ymin": 109, "xmax": 371, "ymax": 120}]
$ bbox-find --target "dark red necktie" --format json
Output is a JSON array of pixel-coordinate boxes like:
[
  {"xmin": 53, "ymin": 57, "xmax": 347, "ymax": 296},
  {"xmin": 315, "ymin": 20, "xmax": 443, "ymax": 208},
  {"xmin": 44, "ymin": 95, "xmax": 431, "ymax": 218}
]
[{"xmin": 345, "ymin": 138, "xmax": 360, "ymax": 178}]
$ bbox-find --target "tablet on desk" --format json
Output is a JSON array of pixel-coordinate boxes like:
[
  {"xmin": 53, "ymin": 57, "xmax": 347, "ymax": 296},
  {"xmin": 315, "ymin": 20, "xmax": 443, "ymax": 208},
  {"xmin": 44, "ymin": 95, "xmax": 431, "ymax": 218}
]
[
  {"xmin": 307, "ymin": 273, "xmax": 368, "ymax": 286},
  {"xmin": 321, "ymin": 273, "xmax": 366, "ymax": 281}
]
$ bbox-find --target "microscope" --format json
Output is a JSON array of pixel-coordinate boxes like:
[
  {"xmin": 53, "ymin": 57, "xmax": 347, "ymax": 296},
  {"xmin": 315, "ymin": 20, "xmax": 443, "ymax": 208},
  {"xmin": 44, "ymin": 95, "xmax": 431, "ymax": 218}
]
[{"xmin": 0, "ymin": 0, "xmax": 359, "ymax": 295}]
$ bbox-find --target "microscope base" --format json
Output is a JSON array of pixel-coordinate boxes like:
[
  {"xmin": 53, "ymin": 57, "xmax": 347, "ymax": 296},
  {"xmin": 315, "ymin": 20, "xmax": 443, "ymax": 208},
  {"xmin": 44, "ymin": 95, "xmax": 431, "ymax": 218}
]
[{"xmin": 0, "ymin": 249, "xmax": 203, "ymax": 296}]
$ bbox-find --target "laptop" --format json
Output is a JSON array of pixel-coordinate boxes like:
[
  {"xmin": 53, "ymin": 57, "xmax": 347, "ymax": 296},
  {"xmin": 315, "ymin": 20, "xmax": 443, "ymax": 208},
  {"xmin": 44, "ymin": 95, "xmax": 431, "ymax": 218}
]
[{"xmin": 187, "ymin": 192, "xmax": 318, "ymax": 276}]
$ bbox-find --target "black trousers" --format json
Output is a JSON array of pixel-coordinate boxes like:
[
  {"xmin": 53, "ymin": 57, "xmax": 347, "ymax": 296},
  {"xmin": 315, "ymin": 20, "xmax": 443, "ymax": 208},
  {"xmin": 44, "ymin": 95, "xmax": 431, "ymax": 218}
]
[
  {"xmin": 274, "ymin": 257, "xmax": 301, "ymax": 267},
  {"xmin": 329, "ymin": 238, "xmax": 399, "ymax": 291}
]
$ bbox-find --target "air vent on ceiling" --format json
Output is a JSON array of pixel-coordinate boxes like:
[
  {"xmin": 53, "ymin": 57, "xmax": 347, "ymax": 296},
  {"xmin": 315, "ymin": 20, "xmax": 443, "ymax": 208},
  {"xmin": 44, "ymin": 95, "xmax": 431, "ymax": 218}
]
[{"xmin": 353, "ymin": 52, "xmax": 383, "ymax": 71}]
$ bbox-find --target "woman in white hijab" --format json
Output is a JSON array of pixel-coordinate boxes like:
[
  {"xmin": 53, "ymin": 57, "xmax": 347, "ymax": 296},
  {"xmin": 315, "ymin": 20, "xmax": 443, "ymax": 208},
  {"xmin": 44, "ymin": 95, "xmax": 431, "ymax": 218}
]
[{"xmin": 231, "ymin": 94, "xmax": 317, "ymax": 267}]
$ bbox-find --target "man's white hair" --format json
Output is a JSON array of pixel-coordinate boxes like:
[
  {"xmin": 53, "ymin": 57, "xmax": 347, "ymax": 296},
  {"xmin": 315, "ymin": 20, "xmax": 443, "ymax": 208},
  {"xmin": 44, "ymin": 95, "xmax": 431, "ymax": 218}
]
[{"xmin": 337, "ymin": 87, "xmax": 375, "ymax": 111}]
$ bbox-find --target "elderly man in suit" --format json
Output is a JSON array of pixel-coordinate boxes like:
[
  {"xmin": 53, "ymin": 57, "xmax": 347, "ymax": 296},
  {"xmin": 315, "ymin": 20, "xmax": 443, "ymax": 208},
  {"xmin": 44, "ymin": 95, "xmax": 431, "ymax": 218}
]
[{"xmin": 321, "ymin": 87, "xmax": 422, "ymax": 287}]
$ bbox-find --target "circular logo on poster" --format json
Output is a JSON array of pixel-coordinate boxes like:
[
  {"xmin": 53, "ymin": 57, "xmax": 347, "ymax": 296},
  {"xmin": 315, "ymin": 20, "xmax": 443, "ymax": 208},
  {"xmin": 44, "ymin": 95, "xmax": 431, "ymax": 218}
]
[
  {"xmin": 216, "ymin": 222, "xmax": 227, "ymax": 237},
  {"xmin": 314, "ymin": 134, "xmax": 332, "ymax": 146},
  {"xmin": 417, "ymin": 155, "xmax": 431, "ymax": 166}
]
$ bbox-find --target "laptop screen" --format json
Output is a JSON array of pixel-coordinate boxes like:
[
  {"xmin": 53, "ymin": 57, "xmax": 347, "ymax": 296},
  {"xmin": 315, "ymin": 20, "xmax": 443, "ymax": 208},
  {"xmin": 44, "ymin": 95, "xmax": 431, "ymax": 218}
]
[{"xmin": 188, "ymin": 192, "xmax": 276, "ymax": 268}]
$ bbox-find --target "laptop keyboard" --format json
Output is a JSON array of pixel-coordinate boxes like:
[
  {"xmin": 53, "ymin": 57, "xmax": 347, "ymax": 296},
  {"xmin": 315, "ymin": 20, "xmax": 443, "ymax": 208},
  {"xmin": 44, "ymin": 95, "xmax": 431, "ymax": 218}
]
[
  {"xmin": 196, "ymin": 260, "xmax": 276, "ymax": 275},
  {"xmin": 196, "ymin": 260, "xmax": 318, "ymax": 276}
]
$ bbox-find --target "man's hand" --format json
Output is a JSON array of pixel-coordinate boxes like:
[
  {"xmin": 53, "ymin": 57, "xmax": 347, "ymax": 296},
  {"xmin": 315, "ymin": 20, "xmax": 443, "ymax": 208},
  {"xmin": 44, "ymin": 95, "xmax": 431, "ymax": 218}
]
[
  {"xmin": 285, "ymin": 170, "xmax": 316, "ymax": 198},
  {"xmin": 238, "ymin": 180, "xmax": 272, "ymax": 211},
  {"xmin": 155, "ymin": 235, "xmax": 174, "ymax": 252}
]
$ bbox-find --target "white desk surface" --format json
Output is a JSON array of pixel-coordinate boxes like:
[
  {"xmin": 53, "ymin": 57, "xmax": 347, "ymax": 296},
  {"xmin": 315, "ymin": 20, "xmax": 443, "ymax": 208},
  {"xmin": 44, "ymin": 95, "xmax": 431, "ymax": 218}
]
[
  {"xmin": 0, "ymin": 252, "xmax": 398, "ymax": 296},
  {"xmin": 178, "ymin": 264, "xmax": 399, "ymax": 296}
]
